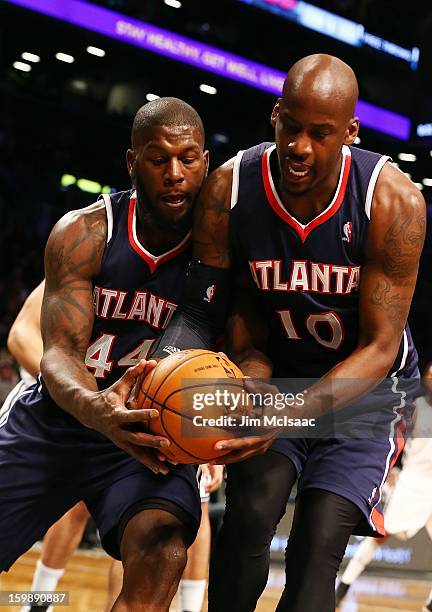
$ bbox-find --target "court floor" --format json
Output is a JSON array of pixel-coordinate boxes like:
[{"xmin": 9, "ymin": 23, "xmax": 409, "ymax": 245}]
[{"xmin": 0, "ymin": 548, "xmax": 430, "ymax": 611}]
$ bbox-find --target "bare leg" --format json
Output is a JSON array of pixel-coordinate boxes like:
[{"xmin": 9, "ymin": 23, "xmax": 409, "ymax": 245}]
[
  {"xmin": 105, "ymin": 560, "xmax": 123, "ymax": 612},
  {"xmin": 112, "ymin": 509, "xmax": 189, "ymax": 612},
  {"xmin": 179, "ymin": 502, "xmax": 210, "ymax": 611}
]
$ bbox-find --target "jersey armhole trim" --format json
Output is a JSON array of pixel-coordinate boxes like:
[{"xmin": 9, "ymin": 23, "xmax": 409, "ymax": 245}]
[
  {"xmin": 100, "ymin": 193, "xmax": 113, "ymax": 243},
  {"xmin": 230, "ymin": 150, "xmax": 245, "ymax": 209},
  {"xmin": 364, "ymin": 156, "xmax": 390, "ymax": 220}
]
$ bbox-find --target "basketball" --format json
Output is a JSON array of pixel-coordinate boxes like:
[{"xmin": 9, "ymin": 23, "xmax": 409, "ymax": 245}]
[{"xmin": 137, "ymin": 349, "xmax": 245, "ymax": 463}]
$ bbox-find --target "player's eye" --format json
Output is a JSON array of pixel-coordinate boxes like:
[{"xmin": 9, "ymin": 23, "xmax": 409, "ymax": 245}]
[
  {"xmin": 182, "ymin": 157, "xmax": 196, "ymax": 164},
  {"xmin": 151, "ymin": 158, "xmax": 165, "ymax": 166},
  {"xmin": 313, "ymin": 131, "xmax": 329, "ymax": 140}
]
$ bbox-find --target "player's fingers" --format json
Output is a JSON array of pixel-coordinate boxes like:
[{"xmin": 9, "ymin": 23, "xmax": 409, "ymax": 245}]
[
  {"xmin": 127, "ymin": 447, "xmax": 170, "ymax": 475},
  {"xmin": 214, "ymin": 436, "xmax": 268, "ymax": 451},
  {"xmin": 119, "ymin": 408, "xmax": 159, "ymax": 423},
  {"xmin": 115, "ymin": 360, "xmax": 158, "ymax": 394},
  {"xmin": 121, "ymin": 429, "xmax": 170, "ymax": 448}
]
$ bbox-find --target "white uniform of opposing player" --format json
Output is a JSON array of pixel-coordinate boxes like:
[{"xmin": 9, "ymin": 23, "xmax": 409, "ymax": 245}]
[{"xmin": 383, "ymin": 394, "xmax": 432, "ymax": 539}]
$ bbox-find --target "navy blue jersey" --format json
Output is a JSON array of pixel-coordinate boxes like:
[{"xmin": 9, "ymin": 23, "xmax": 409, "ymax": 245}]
[
  {"xmin": 230, "ymin": 143, "xmax": 418, "ymax": 379},
  {"xmin": 84, "ymin": 189, "xmax": 191, "ymax": 388}
]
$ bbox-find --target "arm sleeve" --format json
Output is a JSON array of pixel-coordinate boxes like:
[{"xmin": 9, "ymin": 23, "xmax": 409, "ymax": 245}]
[{"xmin": 151, "ymin": 260, "xmax": 232, "ymax": 358}]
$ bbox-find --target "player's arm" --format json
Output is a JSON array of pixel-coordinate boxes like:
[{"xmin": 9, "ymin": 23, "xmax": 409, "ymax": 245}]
[
  {"xmin": 40, "ymin": 202, "xmax": 170, "ymax": 474},
  {"xmin": 226, "ymin": 272, "xmax": 272, "ymax": 379},
  {"xmin": 303, "ymin": 163, "xmax": 426, "ymax": 416},
  {"xmin": 151, "ymin": 160, "xmax": 234, "ymax": 357},
  {"xmin": 211, "ymin": 273, "xmax": 277, "ymax": 464},
  {"xmin": 7, "ymin": 280, "xmax": 44, "ymax": 377}
]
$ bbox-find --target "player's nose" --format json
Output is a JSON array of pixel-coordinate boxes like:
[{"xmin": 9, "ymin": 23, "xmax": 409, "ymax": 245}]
[
  {"xmin": 288, "ymin": 133, "xmax": 312, "ymax": 158},
  {"xmin": 164, "ymin": 157, "xmax": 185, "ymax": 183}
]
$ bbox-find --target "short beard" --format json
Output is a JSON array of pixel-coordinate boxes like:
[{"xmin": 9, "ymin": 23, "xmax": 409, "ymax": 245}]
[{"xmin": 132, "ymin": 168, "xmax": 193, "ymax": 232}]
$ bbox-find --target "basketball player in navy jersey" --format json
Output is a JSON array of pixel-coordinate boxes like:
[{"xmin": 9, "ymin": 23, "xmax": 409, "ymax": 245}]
[
  {"xmin": 0, "ymin": 97, "xmax": 210, "ymax": 611},
  {"xmin": 152, "ymin": 55, "xmax": 426, "ymax": 611}
]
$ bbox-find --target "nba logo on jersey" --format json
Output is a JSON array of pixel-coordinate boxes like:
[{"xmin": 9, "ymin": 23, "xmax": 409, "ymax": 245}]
[
  {"xmin": 204, "ymin": 285, "xmax": 216, "ymax": 302},
  {"xmin": 342, "ymin": 221, "xmax": 353, "ymax": 243}
]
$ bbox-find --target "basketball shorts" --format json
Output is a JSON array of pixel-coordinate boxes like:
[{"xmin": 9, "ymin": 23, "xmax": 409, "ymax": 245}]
[
  {"xmin": 270, "ymin": 377, "xmax": 419, "ymax": 537},
  {"xmin": 0, "ymin": 383, "xmax": 201, "ymax": 572}
]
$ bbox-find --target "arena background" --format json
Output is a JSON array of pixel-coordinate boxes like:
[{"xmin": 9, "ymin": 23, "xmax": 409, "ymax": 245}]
[{"xmin": 0, "ymin": 0, "xmax": 431, "ymax": 610}]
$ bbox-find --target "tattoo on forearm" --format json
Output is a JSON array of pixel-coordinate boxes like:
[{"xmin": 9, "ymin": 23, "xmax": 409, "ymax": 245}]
[
  {"xmin": 371, "ymin": 279, "xmax": 409, "ymax": 332},
  {"xmin": 382, "ymin": 206, "xmax": 425, "ymax": 281}
]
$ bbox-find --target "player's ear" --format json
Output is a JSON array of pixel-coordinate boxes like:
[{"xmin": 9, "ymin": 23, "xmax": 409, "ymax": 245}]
[
  {"xmin": 203, "ymin": 149, "xmax": 210, "ymax": 177},
  {"xmin": 344, "ymin": 117, "xmax": 359, "ymax": 146},
  {"xmin": 270, "ymin": 98, "xmax": 282, "ymax": 128},
  {"xmin": 126, "ymin": 149, "xmax": 135, "ymax": 177}
]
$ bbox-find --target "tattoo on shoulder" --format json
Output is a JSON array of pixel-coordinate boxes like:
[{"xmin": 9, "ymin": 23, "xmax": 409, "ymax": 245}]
[
  {"xmin": 46, "ymin": 207, "xmax": 107, "ymax": 281},
  {"xmin": 382, "ymin": 206, "xmax": 425, "ymax": 281},
  {"xmin": 194, "ymin": 171, "xmax": 231, "ymax": 267},
  {"xmin": 43, "ymin": 207, "xmax": 107, "ymax": 354}
]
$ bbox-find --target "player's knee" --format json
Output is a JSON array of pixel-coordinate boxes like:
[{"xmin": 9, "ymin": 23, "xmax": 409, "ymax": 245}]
[
  {"xmin": 225, "ymin": 496, "xmax": 278, "ymax": 543},
  {"xmin": 122, "ymin": 511, "xmax": 188, "ymax": 575}
]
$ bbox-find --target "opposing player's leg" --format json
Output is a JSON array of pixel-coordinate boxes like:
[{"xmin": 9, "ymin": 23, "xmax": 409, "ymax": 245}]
[
  {"xmin": 208, "ymin": 450, "xmax": 298, "ymax": 612},
  {"xmin": 424, "ymin": 587, "xmax": 432, "ymax": 612},
  {"xmin": 105, "ymin": 560, "xmax": 123, "ymax": 612},
  {"xmin": 21, "ymin": 502, "xmax": 90, "ymax": 612},
  {"xmin": 180, "ymin": 501, "xmax": 211, "ymax": 612},
  {"xmin": 335, "ymin": 536, "xmax": 385, "ymax": 606}
]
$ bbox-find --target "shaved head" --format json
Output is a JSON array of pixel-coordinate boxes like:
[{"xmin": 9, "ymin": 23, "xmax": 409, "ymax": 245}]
[
  {"xmin": 132, "ymin": 97, "xmax": 205, "ymax": 148},
  {"xmin": 282, "ymin": 54, "xmax": 359, "ymax": 121}
]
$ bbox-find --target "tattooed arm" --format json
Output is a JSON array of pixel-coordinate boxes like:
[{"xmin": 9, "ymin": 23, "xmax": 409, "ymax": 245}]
[
  {"xmin": 151, "ymin": 159, "xmax": 234, "ymax": 357},
  {"xmin": 299, "ymin": 163, "xmax": 426, "ymax": 417},
  {"xmin": 40, "ymin": 202, "xmax": 170, "ymax": 474}
]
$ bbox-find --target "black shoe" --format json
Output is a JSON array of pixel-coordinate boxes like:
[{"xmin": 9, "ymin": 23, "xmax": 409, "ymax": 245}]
[
  {"xmin": 29, "ymin": 606, "xmax": 49, "ymax": 612},
  {"xmin": 335, "ymin": 581, "xmax": 351, "ymax": 606}
]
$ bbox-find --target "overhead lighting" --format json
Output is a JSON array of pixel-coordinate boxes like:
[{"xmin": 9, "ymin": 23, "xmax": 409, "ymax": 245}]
[
  {"xmin": 21, "ymin": 52, "xmax": 40, "ymax": 63},
  {"xmin": 13, "ymin": 61, "xmax": 31, "ymax": 72},
  {"xmin": 354, "ymin": 136, "xmax": 361, "ymax": 145},
  {"xmin": 61, "ymin": 174, "xmax": 77, "ymax": 188},
  {"xmin": 87, "ymin": 46, "xmax": 105, "ymax": 57},
  {"xmin": 164, "ymin": 0, "xmax": 182, "ymax": 7},
  {"xmin": 146, "ymin": 93, "xmax": 160, "ymax": 101},
  {"xmin": 77, "ymin": 178, "xmax": 102, "ymax": 194},
  {"xmin": 414, "ymin": 182, "xmax": 423, "ymax": 190},
  {"xmin": 55, "ymin": 52, "xmax": 74, "ymax": 63},
  {"xmin": 398, "ymin": 152, "xmax": 416, "ymax": 162},
  {"xmin": 422, "ymin": 178, "xmax": 432, "ymax": 187},
  {"xmin": 200, "ymin": 83, "xmax": 217, "ymax": 95},
  {"xmin": 70, "ymin": 79, "xmax": 88, "ymax": 92}
]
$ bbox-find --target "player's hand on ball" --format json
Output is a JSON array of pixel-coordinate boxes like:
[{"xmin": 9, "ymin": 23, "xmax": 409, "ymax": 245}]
[
  {"xmin": 98, "ymin": 359, "xmax": 171, "ymax": 475},
  {"xmin": 210, "ymin": 434, "xmax": 275, "ymax": 464}
]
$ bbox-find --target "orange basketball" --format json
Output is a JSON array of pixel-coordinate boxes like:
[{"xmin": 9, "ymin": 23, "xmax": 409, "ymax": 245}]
[{"xmin": 137, "ymin": 349, "xmax": 245, "ymax": 463}]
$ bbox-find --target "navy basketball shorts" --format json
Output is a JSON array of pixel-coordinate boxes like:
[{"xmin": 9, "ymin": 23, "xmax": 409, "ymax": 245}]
[
  {"xmin": 271, "ymin": 377, "xmax": 418, "ymax": 537},
  {"xmin": 0, "ymin": 383, "xmax": 201, "ymax": 572}
]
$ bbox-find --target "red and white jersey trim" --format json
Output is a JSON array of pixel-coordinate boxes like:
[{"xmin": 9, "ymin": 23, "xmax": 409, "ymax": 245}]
[
  {"xmin": 261, "ymin": 144, "xmax": 352, "ymax": 243},
  {"xmin": 127, "ymin": 192, "xmax": 191, "ymax": 273}
]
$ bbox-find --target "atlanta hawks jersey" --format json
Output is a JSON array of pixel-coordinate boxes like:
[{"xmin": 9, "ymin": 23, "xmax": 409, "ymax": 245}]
[
  {"xmin": 229, "ymin": 143, "xmax": 418, "ymax": 379},
  {"xmin": 84, "ymin": 189, "xmax": 191, "ymax": 389}
]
